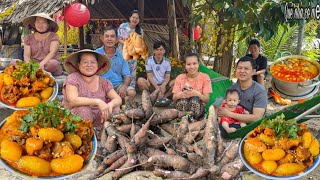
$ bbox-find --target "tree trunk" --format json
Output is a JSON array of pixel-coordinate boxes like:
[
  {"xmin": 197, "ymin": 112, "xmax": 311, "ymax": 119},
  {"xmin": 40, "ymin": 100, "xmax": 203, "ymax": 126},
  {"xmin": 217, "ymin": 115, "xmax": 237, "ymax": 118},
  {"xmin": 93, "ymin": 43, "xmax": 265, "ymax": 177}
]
[
  {"xmin": 213, "ymin": 10, "xmax": 224, "ymax": 73},
  {"xmin": 220, "ymin": 34, "xmax": 234, "ymax": 78},
  {"xmin": 167, "ymin": 0, "xmax": 179, "ymax": 59},
  {"xmin": 296, "ymin": 20, "xmax": 305, "ymax": 55},
  {"xmin": 138, "ymin": 0, "xmax": 144, "ymax": 23}
]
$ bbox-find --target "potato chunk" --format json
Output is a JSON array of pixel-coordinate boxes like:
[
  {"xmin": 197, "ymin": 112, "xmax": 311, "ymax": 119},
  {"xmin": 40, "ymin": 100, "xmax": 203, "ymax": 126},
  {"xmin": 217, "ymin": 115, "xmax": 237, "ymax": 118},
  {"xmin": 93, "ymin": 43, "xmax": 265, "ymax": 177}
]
[
  {"xmin": 0, "ymin": 139, "xmax": 22, "ymax": 162},
  {"xmin": 302, "ymin": 132, "xmax": 312, "ymax": 148},
  {"xmin": 16, "ymin": 97, "xmax": 41, "ymax": 108},
  {"xmin": 275, "ymin": 163, "xmax": 305, "ymax": 176},
  {"xmin": 261, "ymin": 160, "xmax": 277, "ymax": 174},
  {"xmin": 262, "ymin": 149, "xmax": 286, "ymax": 161},
  {"xmin": 244, "ymin": 150, "xmax": 262, "ymax": 165},
  {"xmin": 18, "ymin": 156, "xmax": 51, "ymax": 176},
  {"xmin": 50, "ymin": 154, "xmax": 84, "ymax": 174},
  {"xmin": 258, "ymin": 134, "xmax": 275, "ymax": 146},
  {"xmin": 64, "ymin": 133, "xmax": 82, "ymax": 148},
  {"xmin": 38, "ymin": 128, "xmax": 64, "ymax": 142},
  {"xmin": 40, "ymin": 87, "xmax": 54, "ymax": 99},
  {"xmin": 244, "ymin": 138, "xmax": 267, "ymax": 152},
  {"xmin": 309, "ymin": 138, "xmax": 319, "ymax": 156},
  {"xmin": 25, "ymin": 137, "xmax": 43, "ymax": 155}
]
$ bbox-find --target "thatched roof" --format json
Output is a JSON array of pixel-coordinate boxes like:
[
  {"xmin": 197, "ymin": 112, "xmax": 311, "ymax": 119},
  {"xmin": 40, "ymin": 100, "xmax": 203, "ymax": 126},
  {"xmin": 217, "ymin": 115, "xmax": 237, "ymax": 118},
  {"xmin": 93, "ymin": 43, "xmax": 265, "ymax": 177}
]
[
  {"xmin": 87, "ymin": 0, "xmax": 190, "ymax": 25},
  {"xmin": 0, "ymin": 0, "xmax": 70, "ymax": 24},
  {"xmin": 142, "ymin": 23, "xmax": 188, "ymax": 54},
  {"xmin": 1, "ymin": 0, "xmax": 190, "ymax": 25}
]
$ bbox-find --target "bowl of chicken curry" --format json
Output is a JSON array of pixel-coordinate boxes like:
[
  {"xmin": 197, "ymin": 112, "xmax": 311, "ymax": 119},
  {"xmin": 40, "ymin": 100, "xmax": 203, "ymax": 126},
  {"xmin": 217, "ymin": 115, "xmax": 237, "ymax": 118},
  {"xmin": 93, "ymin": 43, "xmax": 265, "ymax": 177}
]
[
  {"xmin": 0, "ymin": 101, "xmax": 97, "ymax": 179},
  {"xmin": 0, "ymin": 60, "xmax": 58, "ymax": 110},
  {"xmin": 239, "ymin": 114, "xmax": 319, "ymax": 179}
]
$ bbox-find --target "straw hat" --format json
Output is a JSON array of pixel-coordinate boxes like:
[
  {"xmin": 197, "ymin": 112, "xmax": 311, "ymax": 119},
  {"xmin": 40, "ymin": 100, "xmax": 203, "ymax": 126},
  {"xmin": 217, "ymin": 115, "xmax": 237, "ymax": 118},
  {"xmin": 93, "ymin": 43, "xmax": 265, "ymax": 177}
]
[
  {"xmin": 64, "ymin": 49, "xmax": 110, "ymax": 76},
  {"xmin": 22, "ymin": 13, "xmax": 59, "ymax": 32}
]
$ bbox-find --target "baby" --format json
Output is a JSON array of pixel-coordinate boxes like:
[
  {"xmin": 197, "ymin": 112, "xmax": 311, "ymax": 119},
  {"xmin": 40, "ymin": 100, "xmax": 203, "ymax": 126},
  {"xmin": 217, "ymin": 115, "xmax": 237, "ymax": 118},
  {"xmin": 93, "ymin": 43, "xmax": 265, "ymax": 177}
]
[{"xmin": 219, "ymin": 89, "xmax": 247, "ymax": 133}]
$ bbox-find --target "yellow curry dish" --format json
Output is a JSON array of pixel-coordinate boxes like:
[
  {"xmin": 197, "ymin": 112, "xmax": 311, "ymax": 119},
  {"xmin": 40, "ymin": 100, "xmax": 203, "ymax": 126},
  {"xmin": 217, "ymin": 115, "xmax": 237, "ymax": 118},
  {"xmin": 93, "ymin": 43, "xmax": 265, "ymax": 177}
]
[
  {"xmin": 270, "ymin": 58, "xmax": 319, "ymax": 82},
  {"xmin": 243, "ymin": 114, "xmax": 319, "ymax": 177},
  {"xmin": 0, "ymin": 102, "xmax": 94, "ymax": 177},
  {"xmin": 0, "ymin": 60, "xmax": 56, "ymax": 108}
]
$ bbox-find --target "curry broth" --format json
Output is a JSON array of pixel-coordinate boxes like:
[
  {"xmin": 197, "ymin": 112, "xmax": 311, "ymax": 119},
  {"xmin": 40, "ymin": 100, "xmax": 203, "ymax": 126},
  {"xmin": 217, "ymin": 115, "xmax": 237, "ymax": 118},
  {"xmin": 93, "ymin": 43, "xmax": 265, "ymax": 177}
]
[{"xmin": 271, "ymin": 58, "xmax": 319, "ymax": 82}]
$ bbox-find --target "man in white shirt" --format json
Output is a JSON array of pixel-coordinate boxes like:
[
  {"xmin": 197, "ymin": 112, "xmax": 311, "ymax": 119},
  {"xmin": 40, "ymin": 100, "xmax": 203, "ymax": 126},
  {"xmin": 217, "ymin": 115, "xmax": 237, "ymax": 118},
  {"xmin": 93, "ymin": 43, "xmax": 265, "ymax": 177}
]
[{"xmin": 137, "ymin": 41, "xmax": 174, "ymax": 98}]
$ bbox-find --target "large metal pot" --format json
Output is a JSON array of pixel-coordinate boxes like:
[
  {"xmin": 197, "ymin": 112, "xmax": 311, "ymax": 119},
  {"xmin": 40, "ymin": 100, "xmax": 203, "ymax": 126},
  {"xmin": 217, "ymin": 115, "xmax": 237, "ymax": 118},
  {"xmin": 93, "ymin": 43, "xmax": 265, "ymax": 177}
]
[{"xmin": 270, "ymin": 55, "xmax": 320, "ymax": 97}]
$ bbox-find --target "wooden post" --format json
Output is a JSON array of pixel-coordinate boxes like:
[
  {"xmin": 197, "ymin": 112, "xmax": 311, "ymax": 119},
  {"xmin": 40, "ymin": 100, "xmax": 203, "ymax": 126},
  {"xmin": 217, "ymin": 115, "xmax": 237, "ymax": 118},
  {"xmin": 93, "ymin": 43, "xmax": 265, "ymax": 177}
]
[
  {"xmin": 138, "ymin": 0, "xmax": 144, "ymax": 23},
  {"xmin": 188, "ymin": 22, "xmax": 194, "ymax": 51},
  {"xmin": 188, "ymin": 3, "xmax": 194, "ymax": 51},
  {"xmin": 79, "ymin": 27, "xmax": 84, "ymax": 49},
  {"xmin": 167, "ymin": 0, "xmax": 179, "ymax": 60},
  {"xmin": 63, "ymin": 9, "xmax": 67, "ymax": 56},
  {"xmin": 78, "ymin": 0, "xmax": 84, "ymax": 49}
]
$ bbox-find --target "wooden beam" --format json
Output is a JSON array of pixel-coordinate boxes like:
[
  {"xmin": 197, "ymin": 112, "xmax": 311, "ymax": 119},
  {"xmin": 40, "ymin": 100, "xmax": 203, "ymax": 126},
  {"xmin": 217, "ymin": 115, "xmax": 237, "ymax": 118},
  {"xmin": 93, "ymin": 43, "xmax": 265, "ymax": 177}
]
[
  {"xmin": 91, "ymin": 4, "xmax": 110, "ymax": 20},
  {"xmin": 63, "ymin": 10, "xmax": 67, "ymax": 56},
  {"xmin": 175, "ymin": 0, "xmax": 185, "ymax": 19},
  {"xmin": 90, "ymin": 18, "xmax": 186, "ymax": 21},
  {"xmin": 78, "ymin": 0, "xmax": 84, "ymax": 49},
  {"xmin": 167, "ymin": 0, "xmax": 179, "ymax": 59},
  {"xmin": 107, "ymin": 0, "xmax": 127, "ymax": 20},
  {"xmin": 138, "ymin": 0, "xmax": 144, "ymax": 23}
]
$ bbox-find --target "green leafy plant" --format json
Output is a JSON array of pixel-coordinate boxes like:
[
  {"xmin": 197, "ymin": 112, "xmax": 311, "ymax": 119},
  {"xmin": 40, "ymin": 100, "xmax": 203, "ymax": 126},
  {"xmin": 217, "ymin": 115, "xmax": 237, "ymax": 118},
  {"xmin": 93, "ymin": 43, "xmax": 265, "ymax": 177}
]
[
  {"xmin": 12, "ymin": 60, "xmax": 40, "ymax": 80},
  {"xmin": 260, "ymin": 114, "xmax": 300, "ymax": 140},
  {"xmin": 19, "ymin": 101, "xmax": 82, "ymax": 134},
  {"xmin": 260, "ymin": 24, "xmax": 297, "ymax": 61}
]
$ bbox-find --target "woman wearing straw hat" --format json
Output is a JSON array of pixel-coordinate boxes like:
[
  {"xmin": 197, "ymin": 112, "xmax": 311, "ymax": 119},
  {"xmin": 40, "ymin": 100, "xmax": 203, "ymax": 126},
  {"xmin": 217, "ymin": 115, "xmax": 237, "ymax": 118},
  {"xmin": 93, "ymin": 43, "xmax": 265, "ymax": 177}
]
[
  {"xmin": 22, "ymin": 13, "xmax": 62, "ymax": 75},
  {"xmin": 63, "ymin": 49, "xmax": 122, "ymax": 132}
]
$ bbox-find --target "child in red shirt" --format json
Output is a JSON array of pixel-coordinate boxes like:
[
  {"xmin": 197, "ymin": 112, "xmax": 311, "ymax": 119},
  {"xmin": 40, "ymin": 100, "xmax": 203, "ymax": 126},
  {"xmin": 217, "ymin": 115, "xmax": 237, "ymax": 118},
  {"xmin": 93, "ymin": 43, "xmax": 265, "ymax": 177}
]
[{"xmin": 219, "ymin": 89, "xmax": 247, "ymax": 133}]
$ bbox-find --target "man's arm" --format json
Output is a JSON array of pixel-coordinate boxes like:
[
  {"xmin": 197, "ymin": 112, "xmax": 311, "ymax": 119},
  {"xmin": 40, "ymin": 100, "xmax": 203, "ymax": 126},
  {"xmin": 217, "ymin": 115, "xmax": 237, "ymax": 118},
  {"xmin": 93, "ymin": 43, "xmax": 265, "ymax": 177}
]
[
  {"xmin": 147, "ymin": 73, "xmax": 159, "ymax": 89},
  {"xmin": 255, "ymin": 56, "xmax": 268, "ymax": 75},
  {"xmin": 161, "ymin": 73, "xmax": 170, "ymax": 87},
  {"xmin": 255, "ymin": 69, "xmax": 266, "ymax": 75},
  {"xmin": 222, "ymin": 107, "xmax": 265, "ymax": 123},
  {"xmin": 123, "ymin": 76, "xmax": 131, "ymax": 87}
]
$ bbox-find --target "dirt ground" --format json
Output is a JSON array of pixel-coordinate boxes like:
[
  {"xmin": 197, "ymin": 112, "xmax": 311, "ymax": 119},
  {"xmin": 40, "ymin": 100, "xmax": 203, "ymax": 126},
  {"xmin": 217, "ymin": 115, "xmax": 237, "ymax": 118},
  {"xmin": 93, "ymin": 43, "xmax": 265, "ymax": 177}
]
[{"xmin": 0, "ymin": 76, "xmax": 319, "ymax": 179}]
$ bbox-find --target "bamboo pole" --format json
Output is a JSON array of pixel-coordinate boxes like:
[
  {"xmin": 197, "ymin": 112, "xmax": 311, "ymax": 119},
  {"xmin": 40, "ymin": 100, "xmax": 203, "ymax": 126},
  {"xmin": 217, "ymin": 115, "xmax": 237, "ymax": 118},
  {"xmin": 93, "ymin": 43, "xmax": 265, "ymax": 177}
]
[
  {"xmin": 167, "ymin": 0, "xmax": 179, "ymax": 60},
  {"xmin": 63, "ymin": 8, "xmax": 67, "ymax": 56},
  {"xmin": 138, "ymin": 0, "xmax": 144, "ymax": 23}
]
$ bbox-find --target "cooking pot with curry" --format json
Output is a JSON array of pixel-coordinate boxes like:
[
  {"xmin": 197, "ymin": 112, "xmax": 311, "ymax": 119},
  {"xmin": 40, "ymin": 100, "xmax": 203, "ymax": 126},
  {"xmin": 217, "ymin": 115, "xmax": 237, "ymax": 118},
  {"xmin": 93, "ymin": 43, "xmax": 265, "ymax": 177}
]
[{"xmin": 270, "ymin": 55, "xmax": 320, "ymax": 97}]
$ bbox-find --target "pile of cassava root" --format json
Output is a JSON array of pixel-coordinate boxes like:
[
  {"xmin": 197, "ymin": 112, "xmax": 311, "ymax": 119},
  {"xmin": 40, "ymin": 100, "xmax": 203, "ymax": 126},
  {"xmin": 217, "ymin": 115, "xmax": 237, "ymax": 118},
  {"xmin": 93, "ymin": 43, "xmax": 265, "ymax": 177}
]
[{"xmin": 89, "ymin": 90, "xmax": 243, "ymax": 180}]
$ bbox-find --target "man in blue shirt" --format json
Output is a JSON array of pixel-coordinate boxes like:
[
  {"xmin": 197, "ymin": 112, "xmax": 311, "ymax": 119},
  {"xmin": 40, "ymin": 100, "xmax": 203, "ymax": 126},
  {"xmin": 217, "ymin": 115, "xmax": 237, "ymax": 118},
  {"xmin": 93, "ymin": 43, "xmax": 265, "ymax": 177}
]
[{"xmin": 95, "ymin": 26, "xmax": 136, "ymax": 99}]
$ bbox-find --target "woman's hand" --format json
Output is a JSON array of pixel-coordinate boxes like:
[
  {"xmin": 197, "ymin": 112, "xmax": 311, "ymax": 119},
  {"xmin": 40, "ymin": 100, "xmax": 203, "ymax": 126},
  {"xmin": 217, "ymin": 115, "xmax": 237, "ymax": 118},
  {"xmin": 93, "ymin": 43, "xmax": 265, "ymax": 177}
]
[
  {"xmin": 182, "ymin": 89, "xmax": 201, "ymax": 98},
  {"xmin": 39, "ymin": 61, "xmax": 46, "ymax": 69},
  {"xmin": 97, "ymin": 99, "xmax": 113, "ymax": 123}
]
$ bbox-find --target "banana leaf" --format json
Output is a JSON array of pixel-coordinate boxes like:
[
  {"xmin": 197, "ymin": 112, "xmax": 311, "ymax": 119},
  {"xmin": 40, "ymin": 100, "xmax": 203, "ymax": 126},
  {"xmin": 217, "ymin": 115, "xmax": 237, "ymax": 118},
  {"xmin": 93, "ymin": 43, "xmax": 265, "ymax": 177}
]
[
  {"xmin": 198, "ymin": 64, "xmax": 232, "ymax": 112},
  {"xmin": 226, "ymin": 95, "xmax": 320, "ymax": 139}
]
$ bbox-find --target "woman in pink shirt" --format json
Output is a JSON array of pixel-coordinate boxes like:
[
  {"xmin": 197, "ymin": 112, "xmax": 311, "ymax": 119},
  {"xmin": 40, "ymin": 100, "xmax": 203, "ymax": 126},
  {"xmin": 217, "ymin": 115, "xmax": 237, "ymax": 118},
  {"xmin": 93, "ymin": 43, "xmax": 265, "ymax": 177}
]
[
  {"xmin": 22, "ymin": 13, "xmax": 62, "ymax": 75},
  {"xmin": 172, "ymin": 52, "xmax": 212, "ymax": 119}
]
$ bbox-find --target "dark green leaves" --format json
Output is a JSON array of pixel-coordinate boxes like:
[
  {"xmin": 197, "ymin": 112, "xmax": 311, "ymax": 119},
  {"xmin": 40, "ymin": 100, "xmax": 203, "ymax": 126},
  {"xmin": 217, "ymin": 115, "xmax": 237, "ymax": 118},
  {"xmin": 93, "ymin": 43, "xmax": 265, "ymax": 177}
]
[
  {"xmin": 260, "ymin": 114, "xmax": 300, "ymax": 140},
  {"xmin": 12, "ymin": 60, "xmax": 40, "ymax": 80},
  {"xmin": 19, "ymin": 101, "xmax": 82, "ymax": 133}
]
